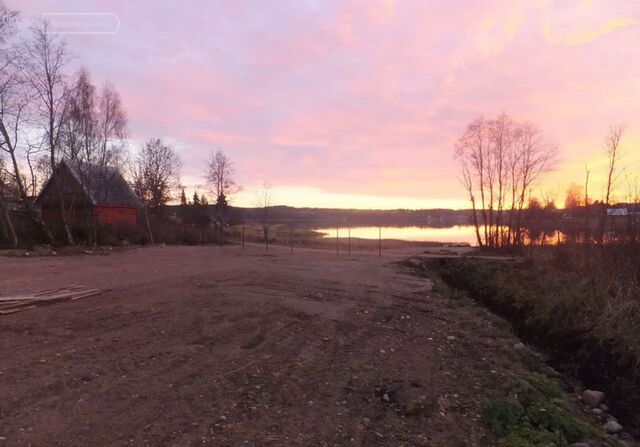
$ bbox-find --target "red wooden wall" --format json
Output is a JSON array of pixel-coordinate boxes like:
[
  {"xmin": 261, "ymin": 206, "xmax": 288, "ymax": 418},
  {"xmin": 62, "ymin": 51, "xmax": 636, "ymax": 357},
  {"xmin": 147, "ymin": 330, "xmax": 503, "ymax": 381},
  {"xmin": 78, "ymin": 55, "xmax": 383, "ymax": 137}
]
[{"xmin": 93, "ymin": 206, "xmax": 137, "ymax": 226}]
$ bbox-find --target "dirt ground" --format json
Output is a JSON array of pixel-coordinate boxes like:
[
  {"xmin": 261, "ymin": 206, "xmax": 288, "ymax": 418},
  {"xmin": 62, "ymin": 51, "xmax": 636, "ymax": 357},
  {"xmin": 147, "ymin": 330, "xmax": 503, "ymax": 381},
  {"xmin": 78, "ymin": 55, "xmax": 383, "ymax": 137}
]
[{"xmin": 0, "ymin": 244, "xmax": 564, "ymax": 446}]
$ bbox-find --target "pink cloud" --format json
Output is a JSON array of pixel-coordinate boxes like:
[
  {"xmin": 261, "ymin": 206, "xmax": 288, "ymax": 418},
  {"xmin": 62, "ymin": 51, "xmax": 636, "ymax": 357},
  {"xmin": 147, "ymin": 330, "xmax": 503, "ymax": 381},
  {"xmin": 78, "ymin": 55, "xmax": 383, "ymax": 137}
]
[{"xmin": 8, "ymin": 0, "xmax": 640, "ymax": 207}]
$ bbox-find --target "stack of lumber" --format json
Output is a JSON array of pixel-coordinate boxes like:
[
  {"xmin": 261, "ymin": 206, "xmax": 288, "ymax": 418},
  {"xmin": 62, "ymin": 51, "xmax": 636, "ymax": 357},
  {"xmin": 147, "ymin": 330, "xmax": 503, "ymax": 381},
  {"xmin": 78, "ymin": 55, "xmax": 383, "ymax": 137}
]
[{"xmin": 0, "ymin": 285, "xmax": 102, "ymax": 315}]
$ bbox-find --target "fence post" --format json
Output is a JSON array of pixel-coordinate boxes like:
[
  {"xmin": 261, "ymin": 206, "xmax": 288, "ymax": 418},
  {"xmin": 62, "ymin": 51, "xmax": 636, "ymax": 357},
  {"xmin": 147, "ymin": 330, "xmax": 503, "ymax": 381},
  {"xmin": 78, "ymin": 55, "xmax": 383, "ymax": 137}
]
[
  {"xmin": 336, "ymin": 227, "xmax": 339, "ymax": 255},
  {"xmin": 242, "ymin": 226, "xmax": 245, "ymax": 250},
  {"xmin": 378, "ymin": 227, "xmax": 381, "ymax": 258},
  {"xmin": 348, "ymin": 227, "xmax": 351, "ymax": 256},
  {"xmin": 266, "ymin": 227, "xmax": 269, "ymax": 252},
  {"xmin": 290, "ymin": 228, "xmax": 293, "ymax": 254}
]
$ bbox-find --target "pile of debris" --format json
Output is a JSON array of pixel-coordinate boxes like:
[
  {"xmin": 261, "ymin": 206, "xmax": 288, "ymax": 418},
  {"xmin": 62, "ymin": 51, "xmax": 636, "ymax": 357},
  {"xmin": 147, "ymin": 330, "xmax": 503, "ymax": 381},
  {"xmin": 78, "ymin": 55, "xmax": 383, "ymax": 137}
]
[{"xmin": 0, "ymin": 285, "xmax": 102, "ymax": 315}]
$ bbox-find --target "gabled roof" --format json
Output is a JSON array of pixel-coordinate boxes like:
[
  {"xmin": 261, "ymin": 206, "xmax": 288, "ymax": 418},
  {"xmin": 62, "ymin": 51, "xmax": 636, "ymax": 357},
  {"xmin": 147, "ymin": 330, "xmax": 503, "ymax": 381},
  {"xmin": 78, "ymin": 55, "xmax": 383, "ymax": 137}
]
[{"xmin": 36, "ymin": 160, "xmax": 141, "ymax": 208}]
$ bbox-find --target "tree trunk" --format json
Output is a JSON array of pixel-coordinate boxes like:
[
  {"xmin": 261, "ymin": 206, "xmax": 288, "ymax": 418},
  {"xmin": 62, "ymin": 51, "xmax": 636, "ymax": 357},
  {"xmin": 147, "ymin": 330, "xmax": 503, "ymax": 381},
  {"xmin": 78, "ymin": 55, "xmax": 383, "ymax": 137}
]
[
  {"xmin": 143, "ymin": 206, "xmax": 154, "ymax": 244},
  {"xmin": 49, "ymin": 162, "xmax": 74, "ymax": 246},
  {"xmin": 0, "ymin": 192, "xmax": 18, "ymax": 248},
  {"xmin": 469, "ymin": 194, "xmax": 483, "ymax": 249},
  {"xmin": 0, "ymin": 122, "xmax": 55, "ymax": 244}
]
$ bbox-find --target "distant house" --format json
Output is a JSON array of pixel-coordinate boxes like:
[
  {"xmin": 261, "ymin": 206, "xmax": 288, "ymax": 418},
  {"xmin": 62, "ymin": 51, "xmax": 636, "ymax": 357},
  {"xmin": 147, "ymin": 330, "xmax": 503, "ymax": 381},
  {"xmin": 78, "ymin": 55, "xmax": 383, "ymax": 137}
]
[
  {"xmin": 35, "ymin": 160, "xmax": 141, "ymax": 231},
  {"xmin": 607, "ymin": 208, "xmax": 628, "ymax": 217}
]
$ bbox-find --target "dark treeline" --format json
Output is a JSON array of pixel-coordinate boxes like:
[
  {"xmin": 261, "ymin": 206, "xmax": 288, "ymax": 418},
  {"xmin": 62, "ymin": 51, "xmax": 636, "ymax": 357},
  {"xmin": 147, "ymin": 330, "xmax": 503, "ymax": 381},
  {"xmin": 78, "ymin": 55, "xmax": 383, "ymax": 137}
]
[{"xmin": 229, "ymin": 206, "xmax": 473, "ymax": 227}]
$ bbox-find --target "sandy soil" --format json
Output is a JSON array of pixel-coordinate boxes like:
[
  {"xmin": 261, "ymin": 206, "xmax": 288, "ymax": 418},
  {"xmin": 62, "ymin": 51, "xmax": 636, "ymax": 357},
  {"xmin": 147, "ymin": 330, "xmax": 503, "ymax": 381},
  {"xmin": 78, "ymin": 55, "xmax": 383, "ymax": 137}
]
[{"xmin": 0, "ymin": 244, "xmax": 541, "ymax": 446}]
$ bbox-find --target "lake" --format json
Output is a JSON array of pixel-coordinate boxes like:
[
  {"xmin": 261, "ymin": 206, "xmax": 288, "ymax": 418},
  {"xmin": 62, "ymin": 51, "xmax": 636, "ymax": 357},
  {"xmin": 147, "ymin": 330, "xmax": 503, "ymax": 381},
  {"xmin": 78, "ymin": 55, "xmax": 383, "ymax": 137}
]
[{"xmin": 314, "ymin": 225, "xmax": 478, "ymax": 246}]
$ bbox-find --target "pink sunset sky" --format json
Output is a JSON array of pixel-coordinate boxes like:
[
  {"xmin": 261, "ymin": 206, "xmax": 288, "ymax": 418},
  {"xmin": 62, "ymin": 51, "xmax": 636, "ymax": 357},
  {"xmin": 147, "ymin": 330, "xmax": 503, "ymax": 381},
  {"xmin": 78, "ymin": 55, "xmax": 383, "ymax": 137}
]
[{"xmin": 9, "ymin": 0, "xmax": 640, "ymax": 209}]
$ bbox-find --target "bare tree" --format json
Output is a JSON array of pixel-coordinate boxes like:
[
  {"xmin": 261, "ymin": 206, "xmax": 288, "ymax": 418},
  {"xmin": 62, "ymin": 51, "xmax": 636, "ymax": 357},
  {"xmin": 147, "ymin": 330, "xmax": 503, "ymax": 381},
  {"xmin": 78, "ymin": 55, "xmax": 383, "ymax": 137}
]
[
  {"xmin": 0, "ymin": 156, "xmax": 17, "ymax": 246},
  {"xmin": 598, "ymin": 125, "xmax": 624, "ymax": 242},
  {"xmin": 457, "ymin": 153, "xmax": 483, "ymax": 248},
  {"xmin": 455, "ymin": 114, "xmax": 556, "ymax": 249},
  {"xmin": 0, "ymin": 3, "xmax": 19, "ymax": 246},
  {"xmin": 512, "ymin": 123, "xmax": 557, "ymax": 245},
  {"xmin": 131, "ymin": 138, "xmax": 181, "ymax": 211},
  {"xmin": 63, "ymin": 68, "xmax": 96, "ymax": 163},
  {"xmin": 62, "ymin": 68, "xmax": 127, "ymax": 243},
  {"xmin": 0, "ymin": 6, "xmax": 55, "ymax": 244},
  {"xmin": 64, "ymin": 72, "xmax": 126, "ymax": 172},
  {"xmin": 96, "ymin": 81, "xmax": 127, "ymax": 169},
  {"xmin": 205, "ymin": 150, "xmax": 238, "ymax": 225},
  {"xmin": 130, "ymin": 138, "xmax": 181, "ymax": 244},
  {"xmin": 0, "ymin": 1, "xmax": 17, "ymax": 44},
  {"xmin": 488, "ymin": 113, "xmax": 513, "ymax": 247},
  {"xmin": 22, "ymin": 20, "xmax": 74, "ymax": 244},
  {"xmin": 255, "ymin": 182, "xmax": 273, "ymax": 251},
  {"xmin": 455, "ymin": 117, "xmax": 490, "ymax": 247},
  {"xmin": 604, "ymin": 126, "xmax": 624, "ymax": 208}
]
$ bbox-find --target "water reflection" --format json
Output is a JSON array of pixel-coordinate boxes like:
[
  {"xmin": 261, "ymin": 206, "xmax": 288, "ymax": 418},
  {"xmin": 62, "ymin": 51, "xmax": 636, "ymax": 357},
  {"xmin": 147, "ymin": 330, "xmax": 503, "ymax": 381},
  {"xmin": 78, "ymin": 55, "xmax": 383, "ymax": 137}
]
[
  {"xmin": 313, "ymin": 225, "xmax": 634, "ymax": 247},
  {"xmin": 314, "ymin": 225, "xmax": 478, "ymax": 245}
]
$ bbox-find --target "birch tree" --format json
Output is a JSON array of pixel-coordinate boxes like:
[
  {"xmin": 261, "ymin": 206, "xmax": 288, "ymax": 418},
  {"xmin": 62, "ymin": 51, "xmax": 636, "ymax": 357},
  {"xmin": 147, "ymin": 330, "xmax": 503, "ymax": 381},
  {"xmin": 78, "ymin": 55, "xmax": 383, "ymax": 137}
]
[
  {"xmin": 22, "ymin": 20, "xmax": 74, "ymax": 244},
  {"xmin": 0, "ymin": 6, "xmax": 55, "ymax": 244},
  {"xmin": 455, "ymin": 114, "xmax": 556, "ymax": 249},
  {"xmin": 205, "ymin": 150, "xmax": 238, "ymax": 226},
  {"xmin": 130, "ymin": 138, "xmax": 181, "ymax": 211}
]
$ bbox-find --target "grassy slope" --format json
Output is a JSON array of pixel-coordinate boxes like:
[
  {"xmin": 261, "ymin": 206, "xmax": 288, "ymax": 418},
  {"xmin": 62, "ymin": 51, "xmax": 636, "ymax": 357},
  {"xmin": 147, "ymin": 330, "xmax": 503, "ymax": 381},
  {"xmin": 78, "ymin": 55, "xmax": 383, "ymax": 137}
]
[{"xmin": 424, "ymin": 250, "xmax": 640, "ymax": 434}]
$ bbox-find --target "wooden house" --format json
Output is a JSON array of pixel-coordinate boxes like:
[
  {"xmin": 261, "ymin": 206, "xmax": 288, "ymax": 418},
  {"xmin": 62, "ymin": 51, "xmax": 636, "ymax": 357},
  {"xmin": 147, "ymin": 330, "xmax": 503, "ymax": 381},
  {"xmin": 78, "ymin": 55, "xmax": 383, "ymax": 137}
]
[{"xmin": 35, "ymin": 160, "xmax": 141, "ymax": 232}]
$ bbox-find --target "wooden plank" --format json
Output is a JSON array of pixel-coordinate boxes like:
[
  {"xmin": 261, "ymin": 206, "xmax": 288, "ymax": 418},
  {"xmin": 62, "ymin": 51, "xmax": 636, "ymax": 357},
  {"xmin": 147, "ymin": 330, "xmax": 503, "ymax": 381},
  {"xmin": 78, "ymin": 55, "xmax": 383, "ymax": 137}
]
[
  {"xmin": 0, "ymin": 289, "xmax": 76, "ymax": 301},
  {"xmin": 0, "ymin": 305, "xmax": 37, "ymax": 315},
  {"xmin": 0, "ymin": 286, "xmax": 102, "ymax": 315},
  {"xmin": 34, "ymin": 285, "xmax": 83, "ymax": 297},
  {"xmin": 0, "ymin": 299, "xmax": 41, "ymax": 310},
  {"xmin": 0, "ymin": 303, "xmax": 30, "ymax": 310},
  {"xmin": 0, "ymin": 293, "xmax": 73, "ymax": 303},
  {"xmin": 70, "ymin": 289, "xmax": 102, "ymax": 301},
  {"xmin": 0, "ymin": 295, "xmax": 38, "ymax": 302}
]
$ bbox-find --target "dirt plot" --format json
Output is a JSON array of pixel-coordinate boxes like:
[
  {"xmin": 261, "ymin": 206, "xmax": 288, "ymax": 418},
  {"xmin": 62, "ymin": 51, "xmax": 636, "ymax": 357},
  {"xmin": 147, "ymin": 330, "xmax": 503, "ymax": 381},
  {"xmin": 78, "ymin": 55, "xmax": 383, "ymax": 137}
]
[{"xmin": 0, "ymin": 245, "xmax": 559, "ymax": 445}]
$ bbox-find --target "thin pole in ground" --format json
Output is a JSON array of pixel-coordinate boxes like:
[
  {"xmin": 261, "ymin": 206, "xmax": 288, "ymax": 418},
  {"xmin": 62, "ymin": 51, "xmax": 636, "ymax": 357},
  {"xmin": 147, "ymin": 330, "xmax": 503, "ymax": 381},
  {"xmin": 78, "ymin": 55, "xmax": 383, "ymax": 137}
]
[
  {"xmin": 290, "ymin": 228, "xmax": 293, "ymax": 254},
  {"xmin": 336, "ymin": 227, "xmax": 339, "ymax": 255},
  {"xmin": 348, "ymin": 227, "xmax": 351, "ymax": 257},
  {"xmin": 266, "ymin": 227, "xmax": 269, "ymax": 253},
  {"xmin": 378, "ymin": 227, "xmax": 382, "ymax": 258},
  {"xmin": 242, "ymin": 226, "xmax": 245, "ymax": 250}
]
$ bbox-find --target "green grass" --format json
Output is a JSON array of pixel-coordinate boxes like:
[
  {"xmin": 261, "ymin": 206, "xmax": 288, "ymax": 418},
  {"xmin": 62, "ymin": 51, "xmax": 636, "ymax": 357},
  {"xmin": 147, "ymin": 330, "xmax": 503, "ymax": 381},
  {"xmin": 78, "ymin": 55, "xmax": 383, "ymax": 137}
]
[{"xmin": 482, "ymin": 374, "xmax": 607, "ymax": 447}]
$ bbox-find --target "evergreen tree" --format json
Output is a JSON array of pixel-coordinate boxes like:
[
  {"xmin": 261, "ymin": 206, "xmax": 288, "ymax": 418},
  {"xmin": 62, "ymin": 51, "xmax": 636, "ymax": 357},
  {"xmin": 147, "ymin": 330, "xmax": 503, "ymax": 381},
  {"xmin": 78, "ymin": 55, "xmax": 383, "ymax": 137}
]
[
  {"xmin": 180, "ymin": 188, "xmax": 187, "ymax": 206},
  {"xmin": 216, "ymin": 193, "xmax": 228, "ymax": 209},
  {"xmin": 192, "ymin": 191, "xmax": 200, "ymax": 206}
]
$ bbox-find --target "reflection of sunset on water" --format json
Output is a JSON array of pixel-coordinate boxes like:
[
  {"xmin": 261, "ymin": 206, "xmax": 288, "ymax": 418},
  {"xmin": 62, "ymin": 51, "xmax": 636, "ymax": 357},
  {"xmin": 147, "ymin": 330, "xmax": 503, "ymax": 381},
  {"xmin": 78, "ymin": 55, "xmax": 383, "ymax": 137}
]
[
  {"xmin": 315, "ymin": 226, "xmax": 479, "ymax": 245},
  {"xmin": 315, "ymin": 226, "xmax": 573, "ymax": 247}
]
